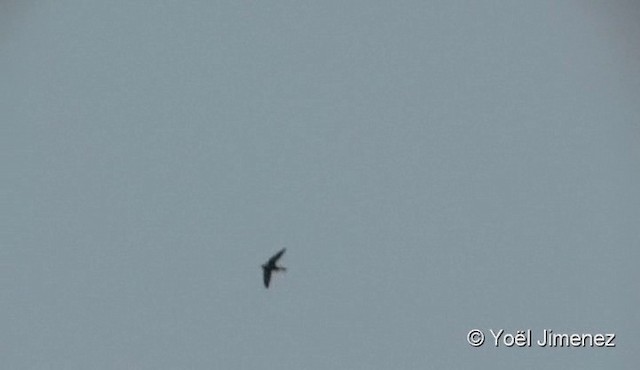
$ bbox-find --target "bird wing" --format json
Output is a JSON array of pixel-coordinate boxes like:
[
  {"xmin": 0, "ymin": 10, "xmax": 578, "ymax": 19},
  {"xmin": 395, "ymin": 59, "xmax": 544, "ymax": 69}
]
[
  {"xmin": 263, "ymin": 267, "xmax": 272, "ymax": 288},
  {"xmin": 268, "ymin": 248, "xmax": 286, "ymax": 265}
]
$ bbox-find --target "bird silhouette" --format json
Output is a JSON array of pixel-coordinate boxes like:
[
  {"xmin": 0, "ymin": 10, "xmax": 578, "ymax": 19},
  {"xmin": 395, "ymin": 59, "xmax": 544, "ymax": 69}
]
[{"xmin": 262, "ymin": 248, "xmax": 286, "ymax": 288}]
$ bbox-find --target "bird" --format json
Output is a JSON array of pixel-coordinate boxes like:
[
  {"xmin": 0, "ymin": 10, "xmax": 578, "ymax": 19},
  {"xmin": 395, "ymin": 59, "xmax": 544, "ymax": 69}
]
[{"xmin": 262, "ymin": 248, "xmax": 286, "ymax": 288}]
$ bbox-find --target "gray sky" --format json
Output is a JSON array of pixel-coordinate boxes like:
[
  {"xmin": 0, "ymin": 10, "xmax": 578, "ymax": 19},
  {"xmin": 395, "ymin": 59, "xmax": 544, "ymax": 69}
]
[{"xmin": 3, "ymin": 1, "xmax": 639, "ymax": 368}]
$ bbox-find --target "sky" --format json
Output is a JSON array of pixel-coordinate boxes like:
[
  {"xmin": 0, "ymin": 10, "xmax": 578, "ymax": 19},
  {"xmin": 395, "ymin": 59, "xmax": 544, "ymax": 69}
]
[{"xmin": 2, "ymin": 1, "xmax": 639, "ymax": 368}]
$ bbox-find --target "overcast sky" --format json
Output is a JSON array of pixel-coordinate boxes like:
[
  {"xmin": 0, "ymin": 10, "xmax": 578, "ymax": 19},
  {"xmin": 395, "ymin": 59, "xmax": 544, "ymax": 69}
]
[{"xmin": 3, "ymin": 1, "xmax": 639, "ymax": 368}]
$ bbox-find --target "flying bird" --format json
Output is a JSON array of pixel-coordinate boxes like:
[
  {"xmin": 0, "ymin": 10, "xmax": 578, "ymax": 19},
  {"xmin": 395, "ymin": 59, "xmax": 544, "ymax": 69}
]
[{"xmin": 262, "ymin": 248, "xmax": 286, "ymax": 288}]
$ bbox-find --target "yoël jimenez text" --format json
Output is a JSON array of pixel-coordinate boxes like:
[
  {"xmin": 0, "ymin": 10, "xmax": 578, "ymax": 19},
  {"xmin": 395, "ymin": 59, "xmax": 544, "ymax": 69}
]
[{"xmin": 490, "ymin": 329, "xmax": 615, "ymax": 348}]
